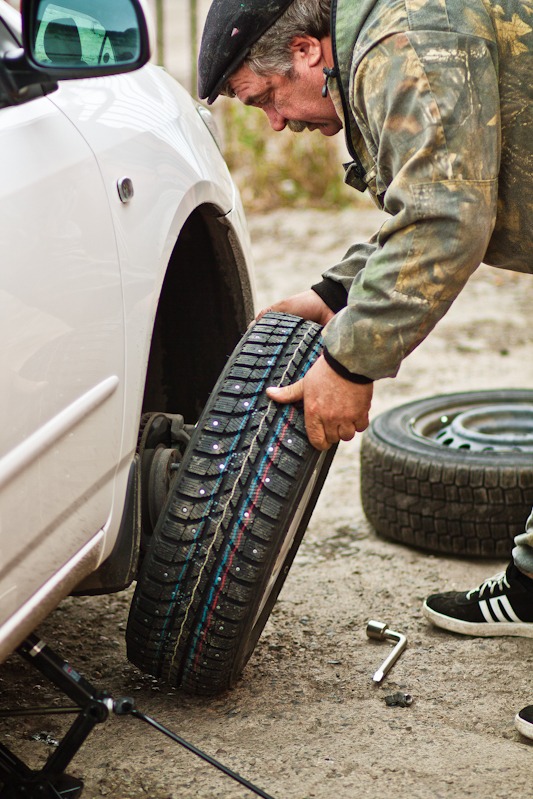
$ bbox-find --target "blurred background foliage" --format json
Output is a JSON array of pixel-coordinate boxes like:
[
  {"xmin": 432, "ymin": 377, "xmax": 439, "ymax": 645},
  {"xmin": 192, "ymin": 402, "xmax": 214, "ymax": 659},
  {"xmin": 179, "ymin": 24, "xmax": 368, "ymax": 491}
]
[{"xmin": 220, "ymin": 100, "xmax": 356, "ymax": 212}]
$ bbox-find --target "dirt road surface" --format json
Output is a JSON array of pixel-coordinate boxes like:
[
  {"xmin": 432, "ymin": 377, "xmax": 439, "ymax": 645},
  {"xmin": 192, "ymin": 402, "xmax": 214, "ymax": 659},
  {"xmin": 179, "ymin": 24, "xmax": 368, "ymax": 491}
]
[{"xmin": 2, "ymin": 204, "xmax": 533, "ymax": 799}]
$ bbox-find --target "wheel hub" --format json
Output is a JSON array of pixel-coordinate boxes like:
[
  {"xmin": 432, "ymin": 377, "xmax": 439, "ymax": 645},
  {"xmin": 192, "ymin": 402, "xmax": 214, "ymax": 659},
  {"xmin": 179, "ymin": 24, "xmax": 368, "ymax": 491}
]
[{"xmin": 137, "ymin": 413, "xmax": 194, "ymax": 543}]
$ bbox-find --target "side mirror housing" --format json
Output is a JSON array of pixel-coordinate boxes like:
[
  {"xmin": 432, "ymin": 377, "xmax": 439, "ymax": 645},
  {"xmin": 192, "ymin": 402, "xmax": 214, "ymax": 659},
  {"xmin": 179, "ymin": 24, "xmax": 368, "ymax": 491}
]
[{"xmin": 20, "ymin": 0, "xmax": 152, "ymax": 80}]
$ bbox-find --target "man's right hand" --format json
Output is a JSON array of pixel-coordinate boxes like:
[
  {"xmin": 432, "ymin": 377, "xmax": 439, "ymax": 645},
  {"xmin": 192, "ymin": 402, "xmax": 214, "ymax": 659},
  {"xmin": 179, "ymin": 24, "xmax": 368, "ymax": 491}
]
[
  {"xmin": 255, "ymin": 289, "xmax": 335, "ymax": 327},
  {"xmin": 267, "ymin": 354, "xmax": 373, "ymax": 450}
]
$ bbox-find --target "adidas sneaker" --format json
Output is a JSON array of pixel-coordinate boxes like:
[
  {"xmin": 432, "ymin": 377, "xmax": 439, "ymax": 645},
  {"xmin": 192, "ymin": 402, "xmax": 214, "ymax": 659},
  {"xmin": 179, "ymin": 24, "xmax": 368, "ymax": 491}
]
[
  {"xmin": 423, "ymin": 562, "xmax": 533, "ymax": 637},
  {"xmin": 515, "ymin": 705, "xmax": 533, "ymax": 740}
]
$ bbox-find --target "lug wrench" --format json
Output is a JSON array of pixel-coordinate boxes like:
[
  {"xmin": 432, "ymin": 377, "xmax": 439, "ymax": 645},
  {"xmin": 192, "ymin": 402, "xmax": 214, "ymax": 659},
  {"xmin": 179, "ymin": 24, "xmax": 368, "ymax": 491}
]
[{"xmin": 366, "ymin": 620, "xmax": 407, "ymax": 683}]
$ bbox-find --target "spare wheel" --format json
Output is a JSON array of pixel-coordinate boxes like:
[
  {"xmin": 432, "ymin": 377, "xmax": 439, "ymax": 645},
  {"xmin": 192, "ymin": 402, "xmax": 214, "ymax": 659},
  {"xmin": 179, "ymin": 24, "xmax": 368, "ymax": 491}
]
[{"xmin": 360, "ymin": 389, "xmax": 533, "ymax": 558}]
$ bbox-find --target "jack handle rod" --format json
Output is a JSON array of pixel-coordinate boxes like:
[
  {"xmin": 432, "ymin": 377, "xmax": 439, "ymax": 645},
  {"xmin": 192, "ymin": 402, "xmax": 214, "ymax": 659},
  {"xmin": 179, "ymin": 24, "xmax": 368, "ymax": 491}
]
[{"xmin": 131, "ymin": 708, "xmax": 277, "ymax": 799}]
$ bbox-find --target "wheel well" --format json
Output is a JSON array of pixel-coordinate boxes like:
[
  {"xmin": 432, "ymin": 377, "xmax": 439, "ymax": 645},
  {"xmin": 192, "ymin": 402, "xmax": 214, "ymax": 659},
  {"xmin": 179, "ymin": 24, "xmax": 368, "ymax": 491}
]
[{"xmin": 141, "ymin": 204, "xmax": 254, "ymax": 423}]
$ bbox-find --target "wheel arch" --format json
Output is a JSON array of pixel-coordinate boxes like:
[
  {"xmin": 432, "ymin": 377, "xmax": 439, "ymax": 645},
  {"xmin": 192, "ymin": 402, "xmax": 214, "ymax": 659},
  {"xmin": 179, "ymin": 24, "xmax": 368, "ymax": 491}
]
[
  {"xmin": 74, "ymin": 203, "xmax": 255, "ymax": 597},
  {"xmin": 142, "ymin": 202, "xmax": 255, "ymax": 423}
]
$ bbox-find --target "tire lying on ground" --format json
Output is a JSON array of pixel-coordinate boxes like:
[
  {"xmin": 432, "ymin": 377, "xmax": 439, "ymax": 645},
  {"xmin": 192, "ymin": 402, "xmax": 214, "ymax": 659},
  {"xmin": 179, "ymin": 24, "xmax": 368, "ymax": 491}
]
[
  {"xmin": 360, "ymin": 390, "xmax": 533, "ymax": 558},
  {"xmin": 126, "ymin": 312, "xmax": 336, "ymax": 695}
]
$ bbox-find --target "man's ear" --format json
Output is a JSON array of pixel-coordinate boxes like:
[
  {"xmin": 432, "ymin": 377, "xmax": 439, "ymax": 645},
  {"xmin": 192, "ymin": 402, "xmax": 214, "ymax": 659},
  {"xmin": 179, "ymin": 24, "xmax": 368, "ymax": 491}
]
[{"xmin": 289, "ymin": 35, "xmax": 323, "ymax": 67}]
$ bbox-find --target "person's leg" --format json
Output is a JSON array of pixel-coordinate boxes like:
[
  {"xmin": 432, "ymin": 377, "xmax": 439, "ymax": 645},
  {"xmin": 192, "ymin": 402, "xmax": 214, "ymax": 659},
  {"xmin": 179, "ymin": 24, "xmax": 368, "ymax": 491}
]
[
  {"xmin": 423, "ymin": 507, "xmax": 533, "ymax": 739},
  {"xmin": 512, "ymin": 510, "xmax": 533, "ymax": 739},
  {"xmin": 423, "ymin": 506, "xmax": 533, "ymax": 637},
  {"xmin": 512, "ymin": 508, "xmax": 533, "ymax": 577}
]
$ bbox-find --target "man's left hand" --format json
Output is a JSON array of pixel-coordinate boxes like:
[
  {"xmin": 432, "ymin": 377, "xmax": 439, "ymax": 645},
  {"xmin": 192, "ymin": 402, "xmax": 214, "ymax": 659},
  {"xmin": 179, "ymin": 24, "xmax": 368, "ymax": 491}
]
[{"xmin": 266, "ymin": 354, "xmax": 373, "ymax": 451}]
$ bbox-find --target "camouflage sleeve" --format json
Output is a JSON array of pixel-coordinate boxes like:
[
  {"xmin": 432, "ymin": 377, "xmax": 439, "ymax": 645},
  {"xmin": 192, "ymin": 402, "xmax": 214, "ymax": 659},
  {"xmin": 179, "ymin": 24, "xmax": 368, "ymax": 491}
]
[
  {"xmin": 322, "ymin": 30, "xmax": 500, "ymax": 380},
  {"xmin": 317, "ymin": 236, "xmax": 378, "ymax": 296}
]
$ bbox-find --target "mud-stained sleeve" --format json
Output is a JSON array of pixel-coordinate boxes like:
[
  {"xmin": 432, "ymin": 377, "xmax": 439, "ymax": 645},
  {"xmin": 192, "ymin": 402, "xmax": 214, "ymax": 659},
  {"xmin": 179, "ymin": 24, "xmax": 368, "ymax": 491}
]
[{"xmin": 322, "ymin": 30, "xmax": 500, "ymax": 380}]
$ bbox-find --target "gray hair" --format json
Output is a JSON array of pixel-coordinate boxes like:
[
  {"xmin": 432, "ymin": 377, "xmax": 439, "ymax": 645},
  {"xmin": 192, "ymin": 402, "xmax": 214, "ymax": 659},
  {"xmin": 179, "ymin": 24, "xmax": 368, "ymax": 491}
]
[{"xmin": 221, "ymin": 0, "xmax": 331, "ymax": 94}]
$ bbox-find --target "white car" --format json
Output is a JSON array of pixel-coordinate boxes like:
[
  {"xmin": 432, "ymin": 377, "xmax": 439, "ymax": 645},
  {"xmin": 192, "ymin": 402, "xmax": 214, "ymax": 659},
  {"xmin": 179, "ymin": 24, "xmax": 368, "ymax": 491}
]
[
  {"xmin": 0, "ymin": 0, "xmax": 255, "ymax": 664},
  {"xmin": 0, "ymin": 1, "xmax": 335, "ymax": 726}
]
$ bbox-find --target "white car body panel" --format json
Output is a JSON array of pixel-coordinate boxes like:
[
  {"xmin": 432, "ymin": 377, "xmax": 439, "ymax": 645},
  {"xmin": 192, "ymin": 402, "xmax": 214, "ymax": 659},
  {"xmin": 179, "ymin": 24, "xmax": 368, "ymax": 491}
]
[
  {"xmin": 47, "ymin": 67, "xmax": 236, "ymax": 440},
  {"xmin": 43, "ymin": 66, "xmax": 253, "ymax": 559}
]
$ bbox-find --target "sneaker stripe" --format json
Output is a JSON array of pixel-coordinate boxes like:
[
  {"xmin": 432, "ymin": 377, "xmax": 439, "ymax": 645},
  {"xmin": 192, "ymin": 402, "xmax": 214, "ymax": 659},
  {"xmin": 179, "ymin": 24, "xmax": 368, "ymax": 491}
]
[
  {"xmin": 479, "ymin": 597, "xmax": 523, "ymax": 624},
  {"xmin": 488, "ymin": 597, "xmax": 512, "ymax": 623},
  {"xmin": 494, "ymin": 595, "xmax": 523, "ymax": 623},
  {"xmin": 479, "ymin": 599, "xmax": 495, "ymax": 623}
]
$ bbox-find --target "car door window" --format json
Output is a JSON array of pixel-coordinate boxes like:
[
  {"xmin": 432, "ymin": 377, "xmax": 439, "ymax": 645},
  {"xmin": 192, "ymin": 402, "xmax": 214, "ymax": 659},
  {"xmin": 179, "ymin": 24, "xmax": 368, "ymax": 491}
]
[
  {"xmin": 0, "ymin": 16, "xmax": 18, "ymax": 48},
  {"xmin": 0, "ymin": 14, "xmax": 53, "ymax": 109},
  {"xmin": 0, "ymin": 18, "xmax": 20, "ymax": 108}
]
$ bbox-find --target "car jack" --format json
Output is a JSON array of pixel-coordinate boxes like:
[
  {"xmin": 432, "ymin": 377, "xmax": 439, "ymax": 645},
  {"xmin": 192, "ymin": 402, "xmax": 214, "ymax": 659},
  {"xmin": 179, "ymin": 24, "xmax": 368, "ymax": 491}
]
[{"xmin": 0, "ymin": 634, "xmax": 276, "ymax": 799}]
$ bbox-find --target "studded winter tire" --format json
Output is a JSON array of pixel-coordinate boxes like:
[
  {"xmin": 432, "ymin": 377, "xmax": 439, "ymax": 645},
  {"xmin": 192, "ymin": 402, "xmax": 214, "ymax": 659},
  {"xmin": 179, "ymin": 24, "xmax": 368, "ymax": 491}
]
[
  {"xmin": 360, "ymin": 390, "xmax": 533, "ymax": 558},
  {"xmin": 126, "ymin": 312, "xmax": 336, "ymax": 695}
]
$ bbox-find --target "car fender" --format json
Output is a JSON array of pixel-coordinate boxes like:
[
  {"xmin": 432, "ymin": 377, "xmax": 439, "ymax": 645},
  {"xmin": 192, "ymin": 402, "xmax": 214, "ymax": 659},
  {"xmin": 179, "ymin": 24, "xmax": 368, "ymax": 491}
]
[{"xmin": 46, "ymin": 68, "xmax": 255, "ymax": 570}]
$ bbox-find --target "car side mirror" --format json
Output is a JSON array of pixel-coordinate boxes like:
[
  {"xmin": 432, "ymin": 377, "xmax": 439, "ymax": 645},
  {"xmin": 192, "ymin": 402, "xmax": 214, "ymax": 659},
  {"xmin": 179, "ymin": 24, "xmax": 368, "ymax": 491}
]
[{"xmin": 21, "ymin": 0, "xmax": 152, "ymax": 79}]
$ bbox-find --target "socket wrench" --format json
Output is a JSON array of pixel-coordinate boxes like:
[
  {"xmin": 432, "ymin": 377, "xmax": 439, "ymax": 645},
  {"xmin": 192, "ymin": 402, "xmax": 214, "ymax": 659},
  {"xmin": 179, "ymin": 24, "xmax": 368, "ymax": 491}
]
[{"xmin": 366, "ymin": 620, "xmax": 407, "ymax": 683}]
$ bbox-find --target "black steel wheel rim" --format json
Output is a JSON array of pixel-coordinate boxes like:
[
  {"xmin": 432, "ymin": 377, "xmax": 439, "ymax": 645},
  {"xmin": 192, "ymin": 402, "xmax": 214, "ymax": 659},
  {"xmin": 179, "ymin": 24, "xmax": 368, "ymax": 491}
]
[{"xmin": 409, "ymin": 400, "xmax": 533, "ymax": 453}]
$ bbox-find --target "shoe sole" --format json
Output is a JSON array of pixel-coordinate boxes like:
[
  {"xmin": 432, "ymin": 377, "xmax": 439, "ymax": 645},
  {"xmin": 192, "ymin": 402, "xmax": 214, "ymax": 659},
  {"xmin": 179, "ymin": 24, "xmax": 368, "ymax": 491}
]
[
  {"xmin": 515, "ymin": 713, "xmax": 533, "ymax": 740},
  {"xmin": 422, "ymin": 601, "xmax": 533, "ymax": 638}
]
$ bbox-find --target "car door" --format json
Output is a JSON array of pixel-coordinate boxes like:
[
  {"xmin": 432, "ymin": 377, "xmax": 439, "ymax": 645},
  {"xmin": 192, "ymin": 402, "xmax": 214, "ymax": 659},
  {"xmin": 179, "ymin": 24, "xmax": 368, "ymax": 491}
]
[{"xmin": 0, "ymin": 13, "xmax": 125, "ymax": 636}]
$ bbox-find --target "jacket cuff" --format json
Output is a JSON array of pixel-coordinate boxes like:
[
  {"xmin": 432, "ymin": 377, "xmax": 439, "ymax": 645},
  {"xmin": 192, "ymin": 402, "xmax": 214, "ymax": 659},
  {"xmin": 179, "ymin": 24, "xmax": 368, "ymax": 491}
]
[
  {"xmin": 323, "ymin": 348, "xmax": 374, "ymax": 384},
  {"xmin": 311, "ymin": 279, "xmax": 348, "ymax": 313}
]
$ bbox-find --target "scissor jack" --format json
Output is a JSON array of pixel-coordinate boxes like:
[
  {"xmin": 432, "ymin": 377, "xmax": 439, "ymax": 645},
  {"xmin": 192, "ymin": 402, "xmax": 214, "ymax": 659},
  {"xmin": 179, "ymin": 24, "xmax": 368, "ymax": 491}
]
[{"xmin": 0, "ymin": 634, "xmax": 276, "ymax": 799}]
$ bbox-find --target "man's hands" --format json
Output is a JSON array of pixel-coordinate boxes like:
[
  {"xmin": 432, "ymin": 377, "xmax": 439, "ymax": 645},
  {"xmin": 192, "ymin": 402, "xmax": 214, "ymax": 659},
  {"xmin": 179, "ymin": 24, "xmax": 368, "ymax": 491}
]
[
  {"xmin": 267, "ymin": 354, "xmax": 373, "ymax": 451},
  {"xmin": 257, "ymin": 289, "xmax": 372, "ymax": 450},
  {"xmin": 256, "ymin": 290, "xmax": 335, "ymax": 327}
]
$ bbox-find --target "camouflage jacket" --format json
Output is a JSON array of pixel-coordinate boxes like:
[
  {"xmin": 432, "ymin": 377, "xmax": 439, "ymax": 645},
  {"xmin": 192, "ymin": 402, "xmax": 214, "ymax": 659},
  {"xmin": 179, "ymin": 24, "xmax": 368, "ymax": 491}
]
[{"xmin": 318, "ymin": 0, "xmax": 533, "ymax": 381}]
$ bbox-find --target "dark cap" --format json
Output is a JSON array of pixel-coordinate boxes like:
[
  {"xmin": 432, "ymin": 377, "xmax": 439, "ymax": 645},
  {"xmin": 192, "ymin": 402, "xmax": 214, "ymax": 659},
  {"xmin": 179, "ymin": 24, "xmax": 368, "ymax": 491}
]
[{"xmin": 198, "ymin": 0, "xmax": 294, "ymax": 104}]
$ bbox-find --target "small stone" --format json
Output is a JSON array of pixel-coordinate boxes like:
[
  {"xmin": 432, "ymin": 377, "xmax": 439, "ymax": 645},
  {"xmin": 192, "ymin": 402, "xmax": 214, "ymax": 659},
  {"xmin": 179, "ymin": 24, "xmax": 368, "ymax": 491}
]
[{"xmin": 384, "ymin": 692, "xmax": 413, "ymax": 707}]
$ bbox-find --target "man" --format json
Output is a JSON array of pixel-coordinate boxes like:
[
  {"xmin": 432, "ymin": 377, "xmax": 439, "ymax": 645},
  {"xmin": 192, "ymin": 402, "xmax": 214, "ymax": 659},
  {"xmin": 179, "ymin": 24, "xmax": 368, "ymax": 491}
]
[{"xmin": 198, "ymin": 0, "xmax": 533, "ymax": 736}]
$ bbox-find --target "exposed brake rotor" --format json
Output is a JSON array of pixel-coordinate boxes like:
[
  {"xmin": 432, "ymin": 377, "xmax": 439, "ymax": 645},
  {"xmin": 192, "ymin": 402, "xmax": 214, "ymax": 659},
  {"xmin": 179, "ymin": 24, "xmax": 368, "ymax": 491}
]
[{"xmin": 137, "ymin": 413, "xmax": 194, "ymax": 547}]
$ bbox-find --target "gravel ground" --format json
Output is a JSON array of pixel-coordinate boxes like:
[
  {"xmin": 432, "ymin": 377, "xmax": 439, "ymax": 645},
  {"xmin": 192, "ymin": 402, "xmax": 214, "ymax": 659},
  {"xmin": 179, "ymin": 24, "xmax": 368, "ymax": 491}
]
[{"xmin": 1, "ymin": 204, "xmax": 533, "ymax": 799}]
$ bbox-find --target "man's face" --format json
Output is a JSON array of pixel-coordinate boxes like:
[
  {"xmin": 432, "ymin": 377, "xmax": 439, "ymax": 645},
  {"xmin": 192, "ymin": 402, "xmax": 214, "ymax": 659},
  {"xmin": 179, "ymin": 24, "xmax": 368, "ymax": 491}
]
[{"xmin": 228, "ymin": 41, "xmax": 342, "ymax": 137}]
